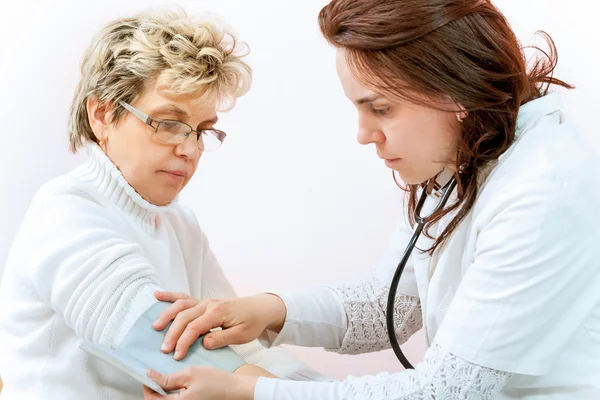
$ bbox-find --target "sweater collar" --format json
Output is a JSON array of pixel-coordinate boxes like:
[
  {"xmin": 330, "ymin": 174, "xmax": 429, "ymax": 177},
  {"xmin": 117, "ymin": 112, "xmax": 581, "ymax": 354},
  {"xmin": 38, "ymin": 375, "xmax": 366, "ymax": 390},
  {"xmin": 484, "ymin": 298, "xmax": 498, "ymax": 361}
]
[{"xmin": 72, "ymin": 143, "xmax": 178, "ymax": 233}]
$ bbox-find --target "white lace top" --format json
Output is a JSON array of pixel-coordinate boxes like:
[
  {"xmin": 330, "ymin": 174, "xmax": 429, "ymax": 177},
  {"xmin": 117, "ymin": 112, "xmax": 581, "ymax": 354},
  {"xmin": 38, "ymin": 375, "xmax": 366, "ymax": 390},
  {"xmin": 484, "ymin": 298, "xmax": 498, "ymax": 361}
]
[
  {"xmin": 257, "ymin": 278, "xmax": 512, "ymax": 399},
  {"xmin": 342, "ymin": 344, "xmax": 512, "ymax": 399},
  {"xmin": 255, "ymin": 93, "xmax": 600, "ymax": 398},
  {"xmin": 329, "ymin": 280, "xmax": 423, "ymax": 354}
]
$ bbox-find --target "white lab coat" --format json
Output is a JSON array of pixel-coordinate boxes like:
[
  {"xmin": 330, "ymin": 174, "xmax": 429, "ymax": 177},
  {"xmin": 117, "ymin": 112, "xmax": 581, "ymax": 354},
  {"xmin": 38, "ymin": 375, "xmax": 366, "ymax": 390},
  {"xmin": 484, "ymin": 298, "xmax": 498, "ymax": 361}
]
[
  {"xmin": 261, "ymin": 92, "xmax": 600, "ymax": 399},
  {"xmin": 382, "ymin": 92, "xmax": 600, "ymax": 397}
]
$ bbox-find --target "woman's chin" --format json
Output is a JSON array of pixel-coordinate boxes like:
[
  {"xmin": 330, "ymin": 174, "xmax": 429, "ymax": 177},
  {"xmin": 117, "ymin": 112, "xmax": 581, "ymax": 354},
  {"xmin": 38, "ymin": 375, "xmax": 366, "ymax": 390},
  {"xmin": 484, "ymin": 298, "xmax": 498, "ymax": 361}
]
[
  {"xmin": 143, "ymin": 190, "xmax": 179, "ymax": 207},
  {"xmin": 394, "ymin": 168, "xmax": 437, "ymax": 186},
  {"xmin": 394, "ymin": 171, "xmax": 421, "ymax": 186}
]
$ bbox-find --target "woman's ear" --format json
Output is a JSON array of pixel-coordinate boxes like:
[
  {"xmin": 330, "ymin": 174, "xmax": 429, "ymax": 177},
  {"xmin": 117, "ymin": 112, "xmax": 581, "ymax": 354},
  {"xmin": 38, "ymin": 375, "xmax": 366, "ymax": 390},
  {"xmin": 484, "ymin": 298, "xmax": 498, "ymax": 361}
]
[
  {"xmin": 453, "ymin": 101, "xmax": 468, "ymax": 123},
  {"xmin": 86, "ymin": 97, "xmax": 113, "ymax": 142}
]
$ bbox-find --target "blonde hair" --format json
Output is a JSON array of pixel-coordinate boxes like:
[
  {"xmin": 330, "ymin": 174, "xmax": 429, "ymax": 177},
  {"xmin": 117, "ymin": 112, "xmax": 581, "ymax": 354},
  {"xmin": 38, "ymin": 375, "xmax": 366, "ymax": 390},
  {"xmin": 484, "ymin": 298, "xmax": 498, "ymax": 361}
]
[{"xmin": 68, "ymin": 8, "xmax": 252, "ymax": 152}]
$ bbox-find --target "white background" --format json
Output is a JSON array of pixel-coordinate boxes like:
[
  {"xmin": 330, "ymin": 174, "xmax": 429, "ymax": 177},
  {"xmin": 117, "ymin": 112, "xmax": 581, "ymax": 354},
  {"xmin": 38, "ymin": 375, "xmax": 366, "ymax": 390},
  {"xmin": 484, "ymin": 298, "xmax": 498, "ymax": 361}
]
[{"xmin": 0, "ymin": 0, "xmax": 597, "ymax": 379}]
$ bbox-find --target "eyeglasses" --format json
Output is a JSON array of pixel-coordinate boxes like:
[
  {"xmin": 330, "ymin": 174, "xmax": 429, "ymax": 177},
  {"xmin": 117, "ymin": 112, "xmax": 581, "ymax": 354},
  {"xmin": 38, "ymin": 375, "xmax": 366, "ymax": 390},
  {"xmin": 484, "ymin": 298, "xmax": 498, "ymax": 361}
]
[{"xmin": 119, "ymin": 101, "xmax": 226, "ymax": 151}]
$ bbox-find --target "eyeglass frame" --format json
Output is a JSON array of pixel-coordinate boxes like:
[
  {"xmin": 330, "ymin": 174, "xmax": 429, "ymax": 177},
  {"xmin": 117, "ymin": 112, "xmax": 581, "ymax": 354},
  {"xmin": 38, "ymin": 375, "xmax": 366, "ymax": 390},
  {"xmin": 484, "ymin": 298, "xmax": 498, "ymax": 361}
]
[{"xmin": 118, "ymin": 100, "xmax": 226, "ymax": 151}]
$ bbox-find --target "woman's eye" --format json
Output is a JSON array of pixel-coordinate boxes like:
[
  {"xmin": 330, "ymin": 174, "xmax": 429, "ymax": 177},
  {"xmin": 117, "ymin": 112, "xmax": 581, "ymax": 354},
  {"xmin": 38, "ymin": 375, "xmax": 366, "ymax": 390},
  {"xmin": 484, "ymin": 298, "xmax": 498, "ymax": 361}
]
[
  {"xmin": 372, "ymin": 107, "xmax": 390, "ymax": 116},
  {"xmin": 160, "ymin": 121, "xmax": 186, "ymax": 134}
]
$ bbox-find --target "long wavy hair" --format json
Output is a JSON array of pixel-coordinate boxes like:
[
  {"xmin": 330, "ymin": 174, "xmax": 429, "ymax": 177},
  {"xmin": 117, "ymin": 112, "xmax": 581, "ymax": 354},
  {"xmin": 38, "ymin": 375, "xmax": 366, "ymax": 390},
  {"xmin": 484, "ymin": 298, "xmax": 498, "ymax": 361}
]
[{"xmin": 319, "ymin": 0, "xmax": 573, "ymax": 254}]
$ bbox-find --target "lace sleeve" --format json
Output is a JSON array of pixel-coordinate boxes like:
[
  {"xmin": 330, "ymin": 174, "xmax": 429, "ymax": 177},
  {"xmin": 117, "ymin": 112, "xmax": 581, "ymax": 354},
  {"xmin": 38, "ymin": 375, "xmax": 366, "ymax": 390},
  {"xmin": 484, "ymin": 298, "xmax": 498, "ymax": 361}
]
[
  {"xmin": 253, "ymin": 344, "xmax": 513, "ymax": 400},
  {"xmin": 342, "ymin": 343, "xmax": 513, "ymax": 399},
  {"xmin": 326, "ymin": 278, "xmax": 422, "ymax": 355}
]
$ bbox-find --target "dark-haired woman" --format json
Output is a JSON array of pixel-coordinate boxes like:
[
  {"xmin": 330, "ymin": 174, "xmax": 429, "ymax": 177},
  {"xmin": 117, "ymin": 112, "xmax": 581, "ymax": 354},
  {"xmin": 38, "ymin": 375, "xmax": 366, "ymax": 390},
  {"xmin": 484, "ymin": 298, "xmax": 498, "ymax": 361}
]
[{"xmin": 144, "ymin": 1, "xmax": 600, "ymax": 399}]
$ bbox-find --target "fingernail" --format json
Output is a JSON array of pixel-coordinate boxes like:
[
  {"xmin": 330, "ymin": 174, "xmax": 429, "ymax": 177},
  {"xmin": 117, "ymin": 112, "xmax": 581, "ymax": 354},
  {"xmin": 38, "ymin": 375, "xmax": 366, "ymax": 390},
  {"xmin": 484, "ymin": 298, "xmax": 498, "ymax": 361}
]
[
  {"xmin": 174, "ymin": 350, "xmax": 182, "ymax": 359},
  {"xmin": 153, "ymin": 319, "xmax": 162, "ymax": 327},
  {"xmin": 161, "ymin": 342, "xmax": 170, "ymax": 352},
  {"xmin": 148, "ymin": 368, "xmax": 158, "ymax": 378},
  {"xmin": 204, "ymin": 338, "xmax": 212, "ymax": 349}
]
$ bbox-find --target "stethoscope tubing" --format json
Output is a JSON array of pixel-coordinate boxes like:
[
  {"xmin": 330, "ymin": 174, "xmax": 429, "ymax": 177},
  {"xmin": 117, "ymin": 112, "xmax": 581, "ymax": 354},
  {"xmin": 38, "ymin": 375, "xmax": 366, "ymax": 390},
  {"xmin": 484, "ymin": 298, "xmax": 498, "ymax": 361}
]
[{"xmin": 386, "ymin": 175, "xmax": 457, "ymax": 369}]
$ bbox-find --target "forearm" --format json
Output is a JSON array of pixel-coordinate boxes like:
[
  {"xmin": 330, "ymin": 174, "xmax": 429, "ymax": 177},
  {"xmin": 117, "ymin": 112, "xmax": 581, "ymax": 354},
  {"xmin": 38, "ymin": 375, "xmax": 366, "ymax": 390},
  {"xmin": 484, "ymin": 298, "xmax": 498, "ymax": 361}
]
[
  {"xmin": 264, "ymin": 277, "xmax": 422, "ymax": 356},
  {"xmin": 327, "ymin": 278, "xmax": 422, "ymax": 354},
  {"xmin": 254, "ymin": 344, "xmax": 512, "ymax": 400},
  {"xmin": 263, "ymin": 287, "xmax": 347, "ymax": 349}
]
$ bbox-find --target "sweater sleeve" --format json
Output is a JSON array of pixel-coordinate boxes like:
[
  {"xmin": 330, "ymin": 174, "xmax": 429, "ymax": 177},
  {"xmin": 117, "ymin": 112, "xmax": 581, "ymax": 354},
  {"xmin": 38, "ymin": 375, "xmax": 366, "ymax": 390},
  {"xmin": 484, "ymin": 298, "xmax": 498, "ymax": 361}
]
[
  {"xmin": 196, "ymin": 230, "xmax": 332, "ymax": 382},
  {"xmin": 22, "ymin": 190, "xmax": 161, "ymax": 348}
]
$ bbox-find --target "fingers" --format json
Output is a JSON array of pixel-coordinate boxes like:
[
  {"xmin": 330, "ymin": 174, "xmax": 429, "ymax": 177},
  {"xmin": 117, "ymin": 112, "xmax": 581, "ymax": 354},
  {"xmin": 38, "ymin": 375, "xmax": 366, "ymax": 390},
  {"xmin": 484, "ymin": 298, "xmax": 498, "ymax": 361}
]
[
  {"xmin": 142, "ymin": 385, "xmax": 162, "ymax": 399},
  {"xmin": 142, "ymin": 385, "xmax": 180, "ymax": 399},
  {"xmin": 173, "ymin": 318, "xmax": 210, "ymax": 359},
  {"xmin": 154, "ymin": 291, "xmax": 190, "ymax": 303},
  {"xmin": 154, "ymin": 296, "xmax": 249, "ymax": 358},
  {"xmin": 154, "ymin": 296, "xmax": 199, "ymax": 331},
  {"xmin": 148, "ymin": 369, "xmax": 188, "ymax": 391},
  {"xmin": 203, "ymin": 325, "xmax": 247, "ymax": 349},
  {"xmin": 171, "ymin": 301, "xmax": 244, "ymax": 357},
  {"xmin": 161, "ymin": 306, "xmax": 204, "ymax": 355},
  {"xmin": 170, "ymin": 311, "xmax": 223, "ymax": 359},
  {"xmin": 163, "ymin": 301, "xmax": 224, "ymax": 358}
]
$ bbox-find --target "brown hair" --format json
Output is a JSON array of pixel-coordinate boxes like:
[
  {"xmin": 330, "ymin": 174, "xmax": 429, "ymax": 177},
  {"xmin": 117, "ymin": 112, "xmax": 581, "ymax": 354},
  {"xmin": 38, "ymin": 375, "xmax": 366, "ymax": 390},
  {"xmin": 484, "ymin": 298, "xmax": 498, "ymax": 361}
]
[{"xmin": 318, "ymin": 0, "xmax": 572, "ymax": 254}]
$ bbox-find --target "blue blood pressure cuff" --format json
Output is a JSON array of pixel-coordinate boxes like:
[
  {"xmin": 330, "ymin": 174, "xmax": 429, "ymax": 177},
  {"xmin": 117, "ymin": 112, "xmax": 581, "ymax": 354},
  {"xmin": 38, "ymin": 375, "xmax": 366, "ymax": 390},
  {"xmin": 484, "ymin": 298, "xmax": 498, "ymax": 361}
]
[{"xmin": 80, "ymin": 302, "xmax": 245, "ymax": 395}]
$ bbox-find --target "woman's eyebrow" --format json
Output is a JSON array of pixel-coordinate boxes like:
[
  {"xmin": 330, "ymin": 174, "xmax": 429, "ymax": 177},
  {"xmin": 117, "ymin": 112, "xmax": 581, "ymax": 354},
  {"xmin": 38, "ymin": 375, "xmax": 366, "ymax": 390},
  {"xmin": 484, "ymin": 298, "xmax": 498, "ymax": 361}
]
[
  {"xmin": 356, "ymin": 95, "xmax": 382, "ymax": 105},
  {"xmin": 150, "ymin": 104, "xmax": 189, "ymax": 118}
]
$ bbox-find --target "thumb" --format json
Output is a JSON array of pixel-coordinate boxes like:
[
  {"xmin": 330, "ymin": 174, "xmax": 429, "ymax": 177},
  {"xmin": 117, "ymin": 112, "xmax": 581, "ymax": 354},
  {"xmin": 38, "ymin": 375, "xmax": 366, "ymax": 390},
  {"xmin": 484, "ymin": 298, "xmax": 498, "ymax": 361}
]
[
  {"xmin": 148, "ymin": 369, "xmax": 188, "ymax": 391},
  {"xmin": 204, "ymin": 326, "xmax": 247, "ymax": 349}
]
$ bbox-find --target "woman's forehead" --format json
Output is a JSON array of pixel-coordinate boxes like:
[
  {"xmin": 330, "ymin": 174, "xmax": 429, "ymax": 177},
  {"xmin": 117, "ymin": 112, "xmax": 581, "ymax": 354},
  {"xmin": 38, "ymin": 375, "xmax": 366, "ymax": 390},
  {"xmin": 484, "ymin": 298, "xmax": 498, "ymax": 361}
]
[{"xmin": 137, "ymin": 81, "xmax": 218, "ymax": 114}]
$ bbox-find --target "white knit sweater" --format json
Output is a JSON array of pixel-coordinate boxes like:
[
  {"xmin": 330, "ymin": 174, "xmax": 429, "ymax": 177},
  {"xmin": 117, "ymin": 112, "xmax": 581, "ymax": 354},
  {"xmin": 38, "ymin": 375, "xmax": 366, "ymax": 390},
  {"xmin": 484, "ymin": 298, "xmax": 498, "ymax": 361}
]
[{"xmin": 0, "ymin": 144, "xmax": 329, "ymax": 400}]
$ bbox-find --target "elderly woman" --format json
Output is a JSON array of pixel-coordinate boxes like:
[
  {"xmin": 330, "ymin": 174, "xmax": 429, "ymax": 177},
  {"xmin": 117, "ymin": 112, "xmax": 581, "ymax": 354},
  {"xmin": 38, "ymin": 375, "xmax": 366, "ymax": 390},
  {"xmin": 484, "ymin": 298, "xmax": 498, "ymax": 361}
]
[{"xmin": 0, "ymin": 9, "xmax": 327, "ymax": 400}]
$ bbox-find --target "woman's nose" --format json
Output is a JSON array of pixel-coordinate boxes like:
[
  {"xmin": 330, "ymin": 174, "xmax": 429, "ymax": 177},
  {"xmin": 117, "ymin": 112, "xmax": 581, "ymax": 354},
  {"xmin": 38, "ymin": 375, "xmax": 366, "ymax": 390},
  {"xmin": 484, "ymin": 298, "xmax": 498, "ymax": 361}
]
[
  {"xmin": 175, "ymin": 134, "xmax": 202, "ymax": 159},
  {"xmin": 357, "ymin": 116, "xmax": 385, "ymax": 146}
]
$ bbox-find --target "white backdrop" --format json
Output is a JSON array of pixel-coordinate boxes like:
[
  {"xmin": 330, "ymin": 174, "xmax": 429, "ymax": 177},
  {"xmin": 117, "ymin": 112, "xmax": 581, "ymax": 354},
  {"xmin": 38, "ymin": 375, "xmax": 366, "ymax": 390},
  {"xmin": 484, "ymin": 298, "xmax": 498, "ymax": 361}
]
[{"xmin": 0, "ymin": 0, "xmax": 598, "ymax": 380}]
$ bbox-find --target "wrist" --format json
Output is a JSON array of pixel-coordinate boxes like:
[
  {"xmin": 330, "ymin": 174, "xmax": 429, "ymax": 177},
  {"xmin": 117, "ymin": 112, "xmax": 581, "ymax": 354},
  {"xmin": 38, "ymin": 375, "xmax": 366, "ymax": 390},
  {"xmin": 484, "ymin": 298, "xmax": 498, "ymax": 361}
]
[
  {"xmin": 257, "ymin": 293, "xmax": 287, "ymax": 333},
  {"xmin": 232, "ymin": 373, "xmax": 259, "ymax": 400}
]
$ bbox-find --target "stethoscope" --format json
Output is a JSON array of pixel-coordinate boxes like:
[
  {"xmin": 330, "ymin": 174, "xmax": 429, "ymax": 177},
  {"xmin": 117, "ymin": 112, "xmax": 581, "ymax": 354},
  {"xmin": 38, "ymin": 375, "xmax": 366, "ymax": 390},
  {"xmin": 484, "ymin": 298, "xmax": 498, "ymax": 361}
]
[{"xmin": 386, "ymin": 168, "xmax": 458, "ymax": 369}]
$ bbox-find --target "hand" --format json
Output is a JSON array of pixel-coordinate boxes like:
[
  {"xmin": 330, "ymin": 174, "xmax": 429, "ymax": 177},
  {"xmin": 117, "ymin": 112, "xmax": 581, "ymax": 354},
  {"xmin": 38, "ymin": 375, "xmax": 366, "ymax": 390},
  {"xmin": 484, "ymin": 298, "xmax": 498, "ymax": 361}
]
[
  {"xmin": 153, "ymin": 291, "xmax": 287, "ymax": 360},
  {"xmin": 142, "ymin": 365, "xmax": 271, "ymax": 400}
]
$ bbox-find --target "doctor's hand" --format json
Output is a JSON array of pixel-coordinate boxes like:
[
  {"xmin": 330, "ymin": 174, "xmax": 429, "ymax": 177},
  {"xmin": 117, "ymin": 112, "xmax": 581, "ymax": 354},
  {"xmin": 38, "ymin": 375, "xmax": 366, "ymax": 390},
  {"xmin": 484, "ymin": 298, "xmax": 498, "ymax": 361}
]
[
  {"xmin": 142, "ymin": 364, "xmax": 273, "ymax": 400},
  {"xmin": 153, "ymin": 291, "xmax": 287, "ymax": 360}
]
